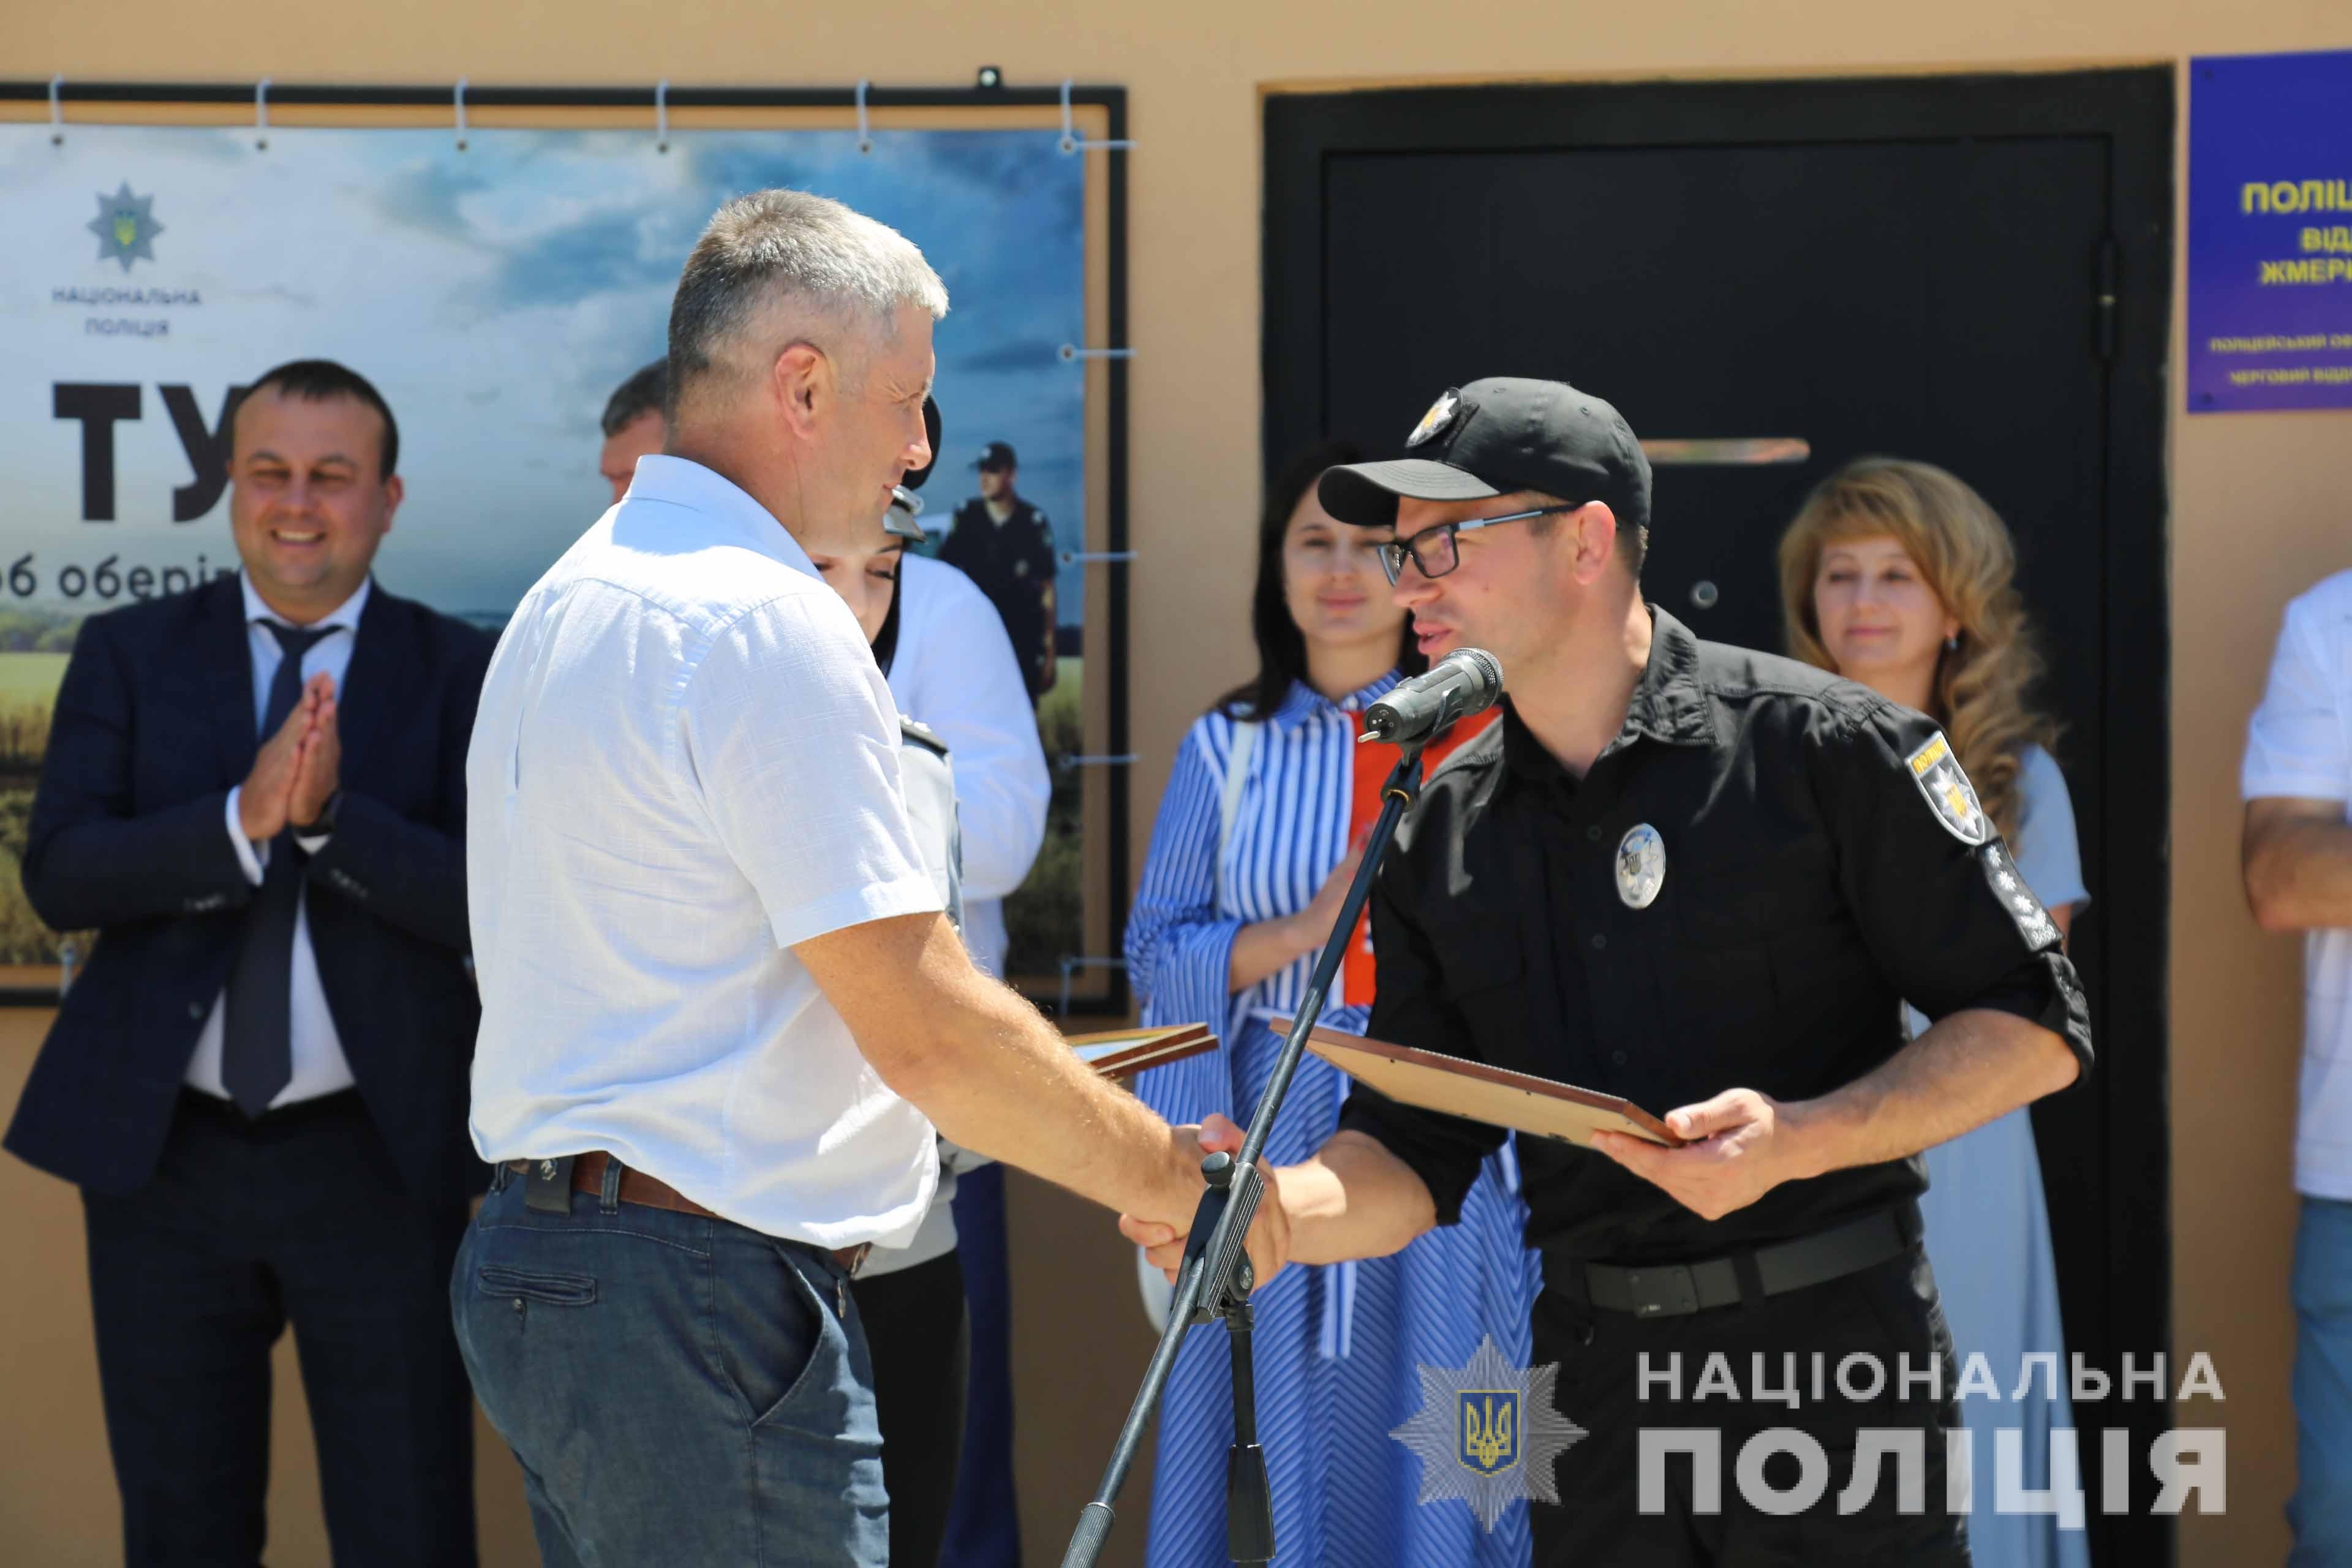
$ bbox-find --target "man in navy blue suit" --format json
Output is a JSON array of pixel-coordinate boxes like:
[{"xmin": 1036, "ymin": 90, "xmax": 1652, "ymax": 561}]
[{"xmin": 6, "ymin": 360, "xmax": 492, "ymax": 1567}]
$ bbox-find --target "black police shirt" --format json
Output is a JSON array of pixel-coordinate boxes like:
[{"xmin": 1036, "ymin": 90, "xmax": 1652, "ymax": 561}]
[
  {"xmin": 940, "ymin": 497, "xmax": 1059, "ymax": 696},
  {"xmin": 1335, "ymin": 608, "xmax": 2094, "ymax": 1267}
]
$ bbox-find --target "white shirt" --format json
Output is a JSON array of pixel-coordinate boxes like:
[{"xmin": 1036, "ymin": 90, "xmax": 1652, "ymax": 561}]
[
  {"xmin": 2244, "ymin": 569, "xmax": 2352, "ymax": 1199},
  {"xmin": 181, "ymin": 574, "xmax": 369, "ymax": 1109},
  {"xmin": 888, "ymin": 554, "xmax": 1050, "ymax": 977},
  {"xmin": 466, "ymin": 455, "xmax": 944, "ymax": 1247}
]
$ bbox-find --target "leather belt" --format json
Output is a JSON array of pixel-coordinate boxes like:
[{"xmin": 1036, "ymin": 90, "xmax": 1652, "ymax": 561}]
[
  {"xmin": 1577, "ymin": 1205, "xmax": 1918, "ymax": 1320},
  {"xmin": 504, "ymin": 1153, "xmax": 872, "ymax": 1278}
]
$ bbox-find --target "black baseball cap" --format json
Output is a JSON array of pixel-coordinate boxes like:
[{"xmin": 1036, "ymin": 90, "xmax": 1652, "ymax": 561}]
[
  {"xmin": 974, "ymin": 440, "xmax": 1017, "ymax": 471},
  {"xmin": 1318, "ymin": 377, "xmax": 1651, "ymax": 537}
]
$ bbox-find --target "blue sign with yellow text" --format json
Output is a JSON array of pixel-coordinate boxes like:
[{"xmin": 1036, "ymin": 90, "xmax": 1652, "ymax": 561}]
[{"xmin": 2189, "ymin": 49, "xmax": 2352, "ymax": 412}]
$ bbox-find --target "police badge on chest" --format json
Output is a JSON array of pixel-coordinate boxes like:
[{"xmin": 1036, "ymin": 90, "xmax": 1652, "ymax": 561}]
[{"xmin": 1615, "ymin": 824, "xmax": 1665, "ymax": 909}]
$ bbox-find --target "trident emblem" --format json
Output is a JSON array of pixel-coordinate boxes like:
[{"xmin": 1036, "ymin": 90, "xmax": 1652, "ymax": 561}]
[{"xmin": 1459, "ymin": 1391, "xmax": 1518, "ymax": 1476}]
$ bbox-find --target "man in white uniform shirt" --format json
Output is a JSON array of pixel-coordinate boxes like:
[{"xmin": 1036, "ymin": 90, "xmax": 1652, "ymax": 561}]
[
  {"xmin": 2244, "ymin": 569, "xmax": 2352, "ymax": 1561},
  {"xmin": 458, "ymin": 189, "xmax": 1273, "ymax": 1567}
]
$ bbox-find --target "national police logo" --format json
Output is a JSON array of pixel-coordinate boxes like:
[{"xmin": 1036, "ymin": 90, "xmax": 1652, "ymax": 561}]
[
  {"xmin": 86, "ymin": 182, "xmax": 163, "ymax": 273},
  {"xmin": 1406, "ymin": 388, "xmax": 1463, "ymax": 448},
  {"xmin": 1904, "ymin": 732, "xmax": 1989, "ymax": 846},
  {"xmin": 1460, "ymin": 1389, "xmax": 1518, "ymax": 1476},
  {"xmin": 1391, "ymin": 1334, "xmax": 1585, "ymax": 1531},
  {"xmin": 1615, "ymin": 823, "xmax": 1666, "ymax": 910}
]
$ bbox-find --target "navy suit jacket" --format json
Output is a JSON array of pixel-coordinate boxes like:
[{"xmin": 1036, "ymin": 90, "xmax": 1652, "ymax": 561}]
[{"xmin": 4, "ymin": 575, "xmax": 495, "ymax": 1206}]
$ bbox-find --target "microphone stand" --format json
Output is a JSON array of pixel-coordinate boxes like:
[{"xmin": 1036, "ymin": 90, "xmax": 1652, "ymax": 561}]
[{"xmin": 1061, "ymin": 736, "xmax": 1430, "ymax": 1568}]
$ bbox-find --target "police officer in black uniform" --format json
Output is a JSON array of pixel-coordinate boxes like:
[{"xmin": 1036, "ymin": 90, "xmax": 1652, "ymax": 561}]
[
  {"xmin": 1126, "ymin": 377, "xmax": 2092, "ymax": 1565},
  {"xmin": 940, "ymin": 440, "xmax": 1059, "ymax": 704}
]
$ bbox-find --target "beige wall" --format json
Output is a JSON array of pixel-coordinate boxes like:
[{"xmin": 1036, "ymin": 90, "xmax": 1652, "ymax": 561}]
[{"xmin": 8, "ymin": 2, "xmax": 2352, "ymax": 1562}]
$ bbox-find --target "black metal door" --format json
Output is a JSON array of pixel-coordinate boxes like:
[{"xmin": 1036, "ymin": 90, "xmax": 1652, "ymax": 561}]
[{"xmin": 1267, "ymin": 70, "xmax": 2173, "ymax": 1564}]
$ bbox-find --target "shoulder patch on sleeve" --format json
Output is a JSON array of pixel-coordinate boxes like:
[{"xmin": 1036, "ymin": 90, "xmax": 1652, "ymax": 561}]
[
  {"xmin": 1904, "ymin": 731, "xmax": 1991, "ymax": 846},
  {"xmin": 1981, "ymin": 841, "xmax": 2060, "ymax": 951}
]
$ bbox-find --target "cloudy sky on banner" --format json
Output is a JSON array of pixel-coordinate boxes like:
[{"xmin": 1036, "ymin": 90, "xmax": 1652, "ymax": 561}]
[{"xmin": 0, "ymin": 123, "xmax": 1086, "ymax": 623}]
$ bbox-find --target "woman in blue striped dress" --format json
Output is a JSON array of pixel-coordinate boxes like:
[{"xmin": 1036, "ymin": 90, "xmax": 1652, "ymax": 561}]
[{"xmin": 1126, "ymin": 441, "xmax": 1541, "ymax": 1567}]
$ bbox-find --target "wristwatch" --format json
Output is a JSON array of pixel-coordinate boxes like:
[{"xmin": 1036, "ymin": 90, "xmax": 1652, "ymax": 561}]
[{"xmin": 292, "ymin": 789, "xmax": 342, "ymax": 840}]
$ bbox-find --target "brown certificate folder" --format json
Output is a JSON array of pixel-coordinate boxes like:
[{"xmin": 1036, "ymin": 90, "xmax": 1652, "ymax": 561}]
[
  {"xmin": 1268, "ymin": 1016, "xmax": 1684, "ymax": 1148},
  {"xmin": 1065, "ymin": 1023, "xmax": 1218, "ymax": 1079}
]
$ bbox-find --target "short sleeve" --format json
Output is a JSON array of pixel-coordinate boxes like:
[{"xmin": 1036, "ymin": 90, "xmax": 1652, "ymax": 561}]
[
  {"xmin": 2010, "ymin": 744, "xmax": 2088, "ymax": 913},
  {"xmin": 2245, "ymin": 587, "xmax": 2352, "ymax": 804},
  {"xmin": 1335, "ymin": 836, "xmax": 1507, "ymax": 1226},
  {"xmin": 1819, "ymin": 701, "xmax": 2093, "ymax": 1081},
  {"xmin": 684, "ymin": 592, "xmax": 943, "ymax": 949}
]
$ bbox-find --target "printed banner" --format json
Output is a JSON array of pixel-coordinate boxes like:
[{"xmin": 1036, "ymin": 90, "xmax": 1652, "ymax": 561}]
[
  {"xmin": 2188, "ymin": 48, "xmax": 2352, "ymax": 412},
  {"xmin": 0, "ymin": 119, "xmax": 1099, "ymax": 981}
]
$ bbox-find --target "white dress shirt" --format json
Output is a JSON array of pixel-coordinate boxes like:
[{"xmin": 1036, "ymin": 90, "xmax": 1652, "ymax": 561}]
[
  {"xmin": 888, "ymin": 554, "xmax": 1051, "ymax": 977},
  {"xmin": 466, "ymin": 455, "xmax": 944, "ymax": 1248},
  {"xmin": 2245, "ymin": 568, "xmax": 2352, "ymax": 1199},
  {"xmin": 181, "ymin": 574, "xmax": 369, "ymax": 1109}
]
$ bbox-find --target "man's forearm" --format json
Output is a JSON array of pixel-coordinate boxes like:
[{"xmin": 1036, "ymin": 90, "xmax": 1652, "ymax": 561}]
[
  {"xmin": 2245, "ymin": 804, "xmax": 2352, "ymax": 930},
  {"xmin": 23, "ymin": 790, "xmax": 255, "ymax": 930},
  {"xmin": 1789, "ymin": 1009, "xmax": 2078, "ymax": 1177},
  {"xmin": 912, "ymin": 973, "xmax": 1189, "ymax": 1221},
  {"xmin": 820, "ymin": 913, "xmax": 1193, "ymax": 1224},
  {"xmin": 1277, "ymin": 1131, "xmax": 1439, "ymax": 1265}
]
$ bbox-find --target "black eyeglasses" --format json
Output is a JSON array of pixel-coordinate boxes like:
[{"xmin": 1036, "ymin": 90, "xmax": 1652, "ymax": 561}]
[{"xmin": 1376, "ymin": 504, "xmax": 1581, "ymax": 586}]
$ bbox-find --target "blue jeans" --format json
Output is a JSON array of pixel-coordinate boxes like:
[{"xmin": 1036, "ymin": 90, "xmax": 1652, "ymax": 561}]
[
  {"xmin": 2295, "ymin": 1196, "xmax": 2352, "ymax": 1564},
  {"xmin": 451, "ymin": 1165, "xmax": 887, "ymax": 1566}
]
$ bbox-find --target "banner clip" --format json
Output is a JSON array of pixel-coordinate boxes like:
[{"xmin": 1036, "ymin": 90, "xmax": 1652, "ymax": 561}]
[
  {"xmin": 655, "ymin": 80, "xmax": 669, "ymax": 153},
  {"xmin": 254, "ymin": 77, "xmax": 271, "ymax": 151},
  {"xmin": 855, "ymin": 79, "xmax": 873, "ymax": 154},
  {"xmin": 48, "ymin": 75, "xmax": 64, "ymax": 145},
  {"xmin": 1060, "ymin": 344, "xmax": 1136, "ymax": 363},
  {"xmin": 1060, "ymin": 79, "xmax": 1136, "ymax": 154},
  {"xmin": 454, "ymin": 77, "xmax": 469, "ymax": 152}
]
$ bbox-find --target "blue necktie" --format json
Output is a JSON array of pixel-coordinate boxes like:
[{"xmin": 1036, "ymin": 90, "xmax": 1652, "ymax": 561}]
[{"xmin": 220, "ymin": 621, "xmax": 331, "ymax": 1117}]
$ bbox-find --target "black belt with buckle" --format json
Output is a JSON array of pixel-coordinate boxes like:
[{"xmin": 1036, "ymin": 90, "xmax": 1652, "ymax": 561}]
[{"xmin": 1577, "ymin": 1205, "xmax": 1920, "ymax": 1319}]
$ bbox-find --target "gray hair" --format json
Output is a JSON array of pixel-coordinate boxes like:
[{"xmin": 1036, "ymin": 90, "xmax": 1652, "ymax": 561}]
[
  {"xmin": 601, "ymin": 358, "xmax": 668, "ymax": 438},
  {"xmin": 666, "ymin": 189, "xmax": 948, "ymax": 418}
]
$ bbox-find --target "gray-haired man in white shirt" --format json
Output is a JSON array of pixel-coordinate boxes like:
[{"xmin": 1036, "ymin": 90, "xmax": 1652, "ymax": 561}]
[{"xmin": 455, "ymin": 189, "xmax": 1278, "ymax": 1567}]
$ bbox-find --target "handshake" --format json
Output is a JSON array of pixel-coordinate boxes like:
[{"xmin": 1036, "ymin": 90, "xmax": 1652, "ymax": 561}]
[{"xmin": 1123, "ymin": 1112, "xmax": 1294, "ymax": 1294}]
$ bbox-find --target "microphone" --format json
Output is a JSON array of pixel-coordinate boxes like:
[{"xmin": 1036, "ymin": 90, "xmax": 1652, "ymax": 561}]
[{"xmin": 1360, "ymin": 648, "xmax": 1503, "ymax": 745}]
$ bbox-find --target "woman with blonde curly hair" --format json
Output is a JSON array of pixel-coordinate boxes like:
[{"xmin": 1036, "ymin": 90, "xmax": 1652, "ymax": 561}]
[{"xmin": 1781, "ymin": 457, "xmax": 2089, "ymax": 1568}]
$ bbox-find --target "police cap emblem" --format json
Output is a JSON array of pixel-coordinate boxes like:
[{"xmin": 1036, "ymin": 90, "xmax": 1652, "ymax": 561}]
[
  {"xmin": 1904, "ymin": 733, "xmax": 1989, "ymax": 846},
  {"xmin": 1407, "ymin": 388, "xmax": 1463, "ymax": 448}
]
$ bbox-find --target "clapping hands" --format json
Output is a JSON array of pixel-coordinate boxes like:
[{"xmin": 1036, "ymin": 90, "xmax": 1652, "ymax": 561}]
[{"xmin": 238, "ymin": 673, "xmax": 341, "ymax": 841}]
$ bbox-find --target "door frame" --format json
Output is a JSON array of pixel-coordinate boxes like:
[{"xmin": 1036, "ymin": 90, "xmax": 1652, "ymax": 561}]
[{"xmin": 1265, "ymin": 67, "xmax": 2176, "ymax": 1563}]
